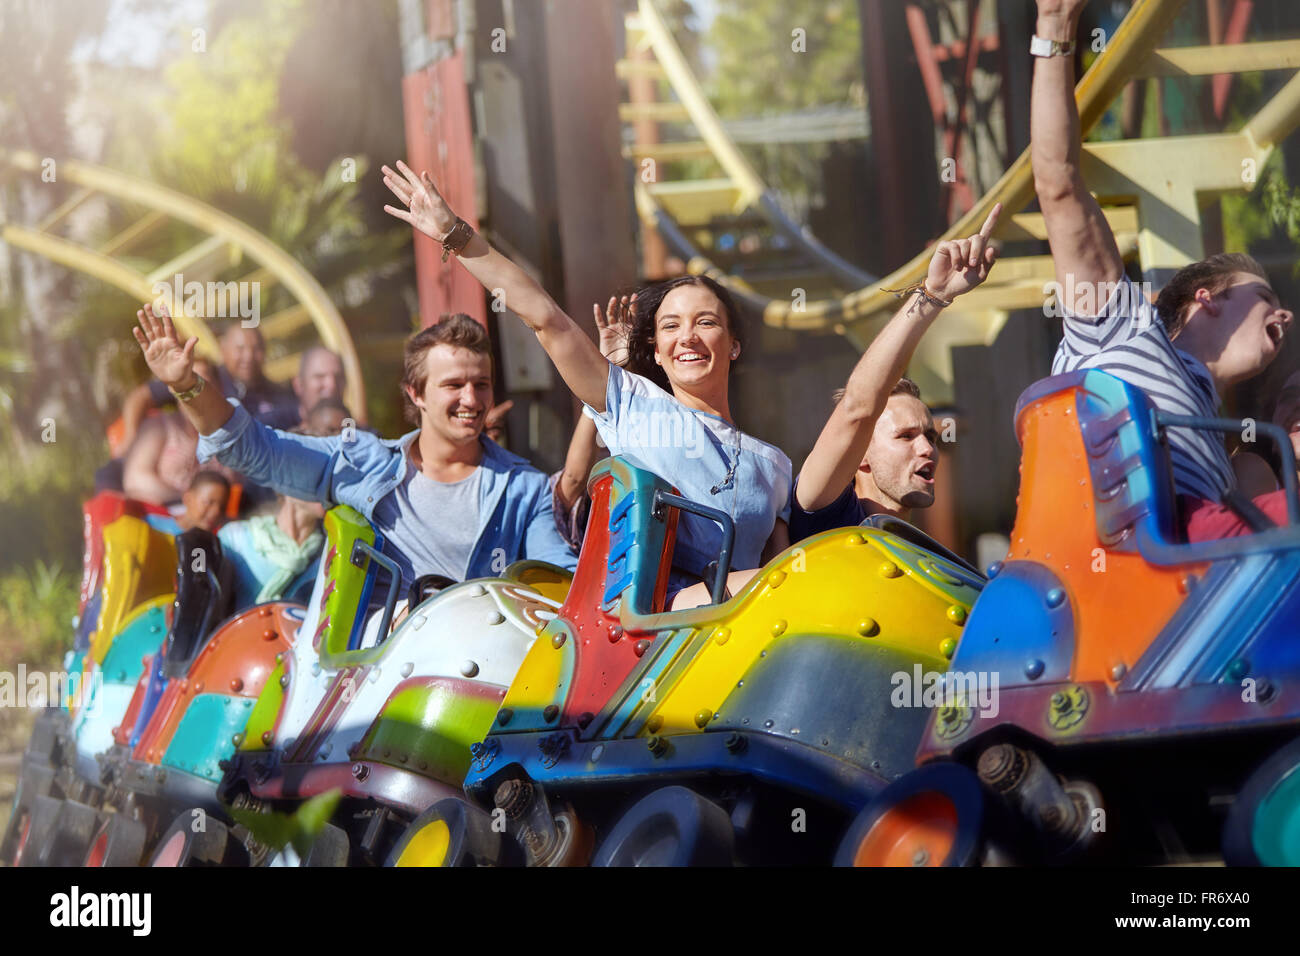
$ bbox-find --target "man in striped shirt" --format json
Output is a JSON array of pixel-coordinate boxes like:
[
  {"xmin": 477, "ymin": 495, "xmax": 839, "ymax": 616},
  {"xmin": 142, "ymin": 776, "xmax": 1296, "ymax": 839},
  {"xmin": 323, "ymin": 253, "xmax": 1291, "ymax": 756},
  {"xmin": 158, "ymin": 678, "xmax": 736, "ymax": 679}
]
[{"xmin": 1032, "ymin": 0, "xmax": 1294, "ymax": 540}]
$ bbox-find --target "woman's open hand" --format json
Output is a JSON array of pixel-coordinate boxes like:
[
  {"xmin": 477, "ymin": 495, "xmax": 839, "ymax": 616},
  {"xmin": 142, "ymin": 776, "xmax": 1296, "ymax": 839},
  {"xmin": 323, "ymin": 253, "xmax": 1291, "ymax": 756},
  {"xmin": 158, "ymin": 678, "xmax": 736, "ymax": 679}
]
[
  {"xmin": 132, "ymin": 302, "xmax": 197, "ymax": 390},
  {"xmin": 382, "ymin": 160, "xmax": 459, "ymax": 241},
  {"xmin": 594, "ymin": 293, "xmax": 636, "ymax": 366}
]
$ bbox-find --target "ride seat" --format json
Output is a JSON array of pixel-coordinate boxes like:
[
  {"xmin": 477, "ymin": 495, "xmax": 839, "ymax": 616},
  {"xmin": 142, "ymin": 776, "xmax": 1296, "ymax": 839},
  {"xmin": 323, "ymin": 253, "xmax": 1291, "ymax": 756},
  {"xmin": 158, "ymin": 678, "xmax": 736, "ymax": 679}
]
[
  {"xmin": 987, "ymin": 370, "xmax": 1199, "ymax": 684},
  {"xmin": 163, "ymin": 529, "xmax": 234, "ymax": 678},
  {"xmin": 578, "ymin": 458, "xmax": 679, "ymax": 617},
  {"xmin": 1017, "ymin": 370, "xmax": 1181, "ymax": 550},
  {"xmin": 311, "ymin": 505, "xmax": 393, "ymax": 662}
]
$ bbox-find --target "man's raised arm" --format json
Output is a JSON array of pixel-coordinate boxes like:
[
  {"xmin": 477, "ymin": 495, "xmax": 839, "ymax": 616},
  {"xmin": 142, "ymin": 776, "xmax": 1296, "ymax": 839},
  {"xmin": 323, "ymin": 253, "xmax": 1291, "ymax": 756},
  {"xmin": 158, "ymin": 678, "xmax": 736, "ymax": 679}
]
[
  {"xmin": 132, "ymin": 302, "xmax": 338, "ymax": 504},
  {"xmin": 797, "ymin": 206, "xmax": 1001, "ymax": 512},
  {"xmin": 1032, "ymin": 0, "xmax": 1124, "ymax": 312}
]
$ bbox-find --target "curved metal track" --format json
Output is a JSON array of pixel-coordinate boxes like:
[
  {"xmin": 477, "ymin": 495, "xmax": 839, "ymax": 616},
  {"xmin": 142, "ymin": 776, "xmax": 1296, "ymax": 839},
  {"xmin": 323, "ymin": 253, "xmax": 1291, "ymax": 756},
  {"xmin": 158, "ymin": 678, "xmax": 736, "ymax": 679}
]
[
  {"xmin": 625, "ymin": 0, "xmax": 1300, "ymax": 397},
  {"xmin": 0, "ymin": 149, "xmax": 366, "ymax": 419}
]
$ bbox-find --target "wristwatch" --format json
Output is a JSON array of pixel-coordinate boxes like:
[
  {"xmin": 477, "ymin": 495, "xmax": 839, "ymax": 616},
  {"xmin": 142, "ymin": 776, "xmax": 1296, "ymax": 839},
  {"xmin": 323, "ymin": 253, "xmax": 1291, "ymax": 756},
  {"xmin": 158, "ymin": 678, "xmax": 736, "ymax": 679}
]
[
  {"xmin": 439, "ymin": 219, "xmax": 475, "ymax": 263},
  {"xmin": 169, "ymin": 374, "xmax": 206, "ymax": 403},
  {"xmin": 1030, "ymin": 34, "xmax": 1076, "ymax": 58}
]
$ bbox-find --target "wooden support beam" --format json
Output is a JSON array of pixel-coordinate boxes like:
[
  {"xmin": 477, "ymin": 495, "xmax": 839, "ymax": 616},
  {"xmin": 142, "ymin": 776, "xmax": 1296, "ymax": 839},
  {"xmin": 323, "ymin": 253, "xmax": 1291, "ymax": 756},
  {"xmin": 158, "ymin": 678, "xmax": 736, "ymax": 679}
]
[
  {"xmin": 35, "ymin": 187, "xmax": 96, "ymax": 233},
  {"xmin": 1002, "ymin": 206, "xmax": 1139, "ymax": 241},
  {"xmin": 646, "ymin": 179, "xmax": 744, "ymax": 225},
  {"xmin": 624, "ymin": 141, "xmax": 715, "ymax": 162},
  {"xmin": 258, "ymin": 303, "xmax": 314, "ymax": 339},
  {"xmin": 1140, "ymin": 38, "xmax": 1300, "ymax": 76},
  {"xmin": 618, "ymin": 102, "xmax": 691, "ymax": 124},
  {"xmin": 615, "ymin": 58, "xmax": 665, "ymax": 79},
  {"xmin": 147, "ymin": 234, "xmax": 237, "ymax": 284},
  {"xmin": 98, "ymin": 210, "xmax": 168, "ymax": 257}
]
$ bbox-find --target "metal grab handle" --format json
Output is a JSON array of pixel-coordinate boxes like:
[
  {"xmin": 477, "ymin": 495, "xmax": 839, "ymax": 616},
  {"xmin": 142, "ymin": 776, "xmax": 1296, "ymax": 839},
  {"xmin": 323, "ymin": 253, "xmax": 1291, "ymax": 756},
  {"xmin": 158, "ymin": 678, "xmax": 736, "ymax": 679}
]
[
  {"xmin": 351, "ymin": 539, "xmax": 402, "ymax": 646},
  {"xmin": 652, "ymin": 489, "xmax": 735, "ymax": 606},
  {"xmin": 192, "ymin": 567, "xmax": 222, "ymax": 652},
  {"xmin": 1156, "ymin": 412, "xmax": 1300, "ymax": 526},
  {"xmin": 164, "ymin": 566, "xmax": 222, "ymax": 678}
]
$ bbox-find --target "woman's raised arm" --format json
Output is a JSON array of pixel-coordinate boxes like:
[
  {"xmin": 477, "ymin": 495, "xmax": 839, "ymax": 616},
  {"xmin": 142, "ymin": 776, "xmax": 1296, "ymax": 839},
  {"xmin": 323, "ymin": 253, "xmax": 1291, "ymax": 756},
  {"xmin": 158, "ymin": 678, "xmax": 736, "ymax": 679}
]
[{"xmin": 382, "ymin": 161, "xmax": 612, "ymax": 411}]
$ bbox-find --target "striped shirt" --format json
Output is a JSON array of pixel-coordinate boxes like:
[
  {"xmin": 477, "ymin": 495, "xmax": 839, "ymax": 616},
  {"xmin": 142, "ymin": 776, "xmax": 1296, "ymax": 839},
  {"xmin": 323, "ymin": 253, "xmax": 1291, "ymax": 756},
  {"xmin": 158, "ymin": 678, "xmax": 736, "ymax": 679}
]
[{"xmin": 1051, "ymin": 276, "xmax": 1233, "ymax": 502}]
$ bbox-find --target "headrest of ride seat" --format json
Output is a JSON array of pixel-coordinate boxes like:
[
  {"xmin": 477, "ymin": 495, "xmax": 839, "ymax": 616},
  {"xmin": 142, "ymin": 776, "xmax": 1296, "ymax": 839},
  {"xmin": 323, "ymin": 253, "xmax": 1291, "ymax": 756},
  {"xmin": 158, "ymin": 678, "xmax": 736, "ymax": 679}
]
[{"xmin": 1014, "ymin": 369, "xmax": 1179, "ymax": 549}]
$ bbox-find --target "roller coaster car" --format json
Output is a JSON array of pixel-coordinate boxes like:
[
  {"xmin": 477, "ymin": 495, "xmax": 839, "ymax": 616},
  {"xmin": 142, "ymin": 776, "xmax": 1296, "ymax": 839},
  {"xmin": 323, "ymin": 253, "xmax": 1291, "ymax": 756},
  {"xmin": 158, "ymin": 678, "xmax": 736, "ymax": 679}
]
[
  {"xmin": 35, "ymin": 527, "xmax": 302, "ymax": 867},
  {"xmin": 21, "ymin": 493, "xmax": 157, "ymax": 771},
  {"xmin": 840, "ymin": 370, "xmax": 1300, "ymax": 867},
  {"xmin": 209, "ymin": 504, "xmax": 572, "ymax": 866},
  {"xmin": 23, "ymin": 530, "xmax": 232, "ymax": 866},
  {"xmin": 2, "ymin": 496, "xmax": 177, "ymax": 865},
  {"xmin": 74, "ymin": 525, "xmax": 308, "ymax": 867},
  {"xmin": 406, "ymin": 457, "xmax": 983, "ymax": 867}
]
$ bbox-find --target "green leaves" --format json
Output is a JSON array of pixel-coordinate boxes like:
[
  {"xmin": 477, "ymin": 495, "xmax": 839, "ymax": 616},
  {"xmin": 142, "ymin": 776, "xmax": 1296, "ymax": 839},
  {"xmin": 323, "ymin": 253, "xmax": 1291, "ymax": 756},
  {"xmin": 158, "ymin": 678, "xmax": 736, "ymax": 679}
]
[
  {"xmin": 1222, "ymin": 151, "xmax": 1300, "ymax": 274},
  {"xmin": 228, "ymin": 788, "xmax": 343, "ymax": 858}
]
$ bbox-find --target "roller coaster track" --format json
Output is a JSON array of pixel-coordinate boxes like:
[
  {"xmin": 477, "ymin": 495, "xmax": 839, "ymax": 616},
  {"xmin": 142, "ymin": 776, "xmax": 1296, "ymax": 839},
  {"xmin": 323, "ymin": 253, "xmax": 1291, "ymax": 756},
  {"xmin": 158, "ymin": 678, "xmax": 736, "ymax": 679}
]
[
  {"xmin": 622, "ymin": 0, "xmax": 1300, "ymax": 401},
  {"xmin": 0, "ymin": 149, "xmax": 366, "ymax": 419}
]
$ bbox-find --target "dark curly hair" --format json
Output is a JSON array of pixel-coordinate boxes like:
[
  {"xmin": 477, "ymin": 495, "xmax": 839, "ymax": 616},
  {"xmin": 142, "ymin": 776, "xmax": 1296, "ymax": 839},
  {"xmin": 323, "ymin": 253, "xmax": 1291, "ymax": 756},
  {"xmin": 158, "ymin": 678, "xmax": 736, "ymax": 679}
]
[{"xmin": 625, "ymin": 275, "xmax": 744, "ymax": 391}]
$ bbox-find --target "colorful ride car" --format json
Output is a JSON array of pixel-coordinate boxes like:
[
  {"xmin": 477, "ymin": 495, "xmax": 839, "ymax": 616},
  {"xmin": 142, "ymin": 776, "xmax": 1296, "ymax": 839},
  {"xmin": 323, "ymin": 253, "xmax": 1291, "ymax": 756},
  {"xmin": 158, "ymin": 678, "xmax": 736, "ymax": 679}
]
[
  {"xmin": 389, "ymin": 456, "xmax": 984, "ymax": 866},
  {"xmin": 3, "ymin": 498, "xmax": 176, "ymax": 866},
  {"xmin": 838, "ymin": 370, "xmax": 1300, "ymax": 867},
  {"xmin": 184, "ymin": 504, "xmax": 572, "ymax": 866}
]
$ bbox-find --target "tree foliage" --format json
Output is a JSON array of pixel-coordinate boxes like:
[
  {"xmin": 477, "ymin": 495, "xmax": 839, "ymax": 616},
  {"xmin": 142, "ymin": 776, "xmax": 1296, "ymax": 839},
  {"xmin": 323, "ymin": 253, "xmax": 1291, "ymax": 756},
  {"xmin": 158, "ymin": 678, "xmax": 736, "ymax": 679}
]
[
  {"xmin": 698, "ymin": 0, "xmax": 865, "ymax": 208},
  {"xmin": 0, "ymin": 0, "xmax": 413, "ymax": 579},
  {"xmin": 708, "ymin": 0, "xmax": 863, "ymax": 118}
]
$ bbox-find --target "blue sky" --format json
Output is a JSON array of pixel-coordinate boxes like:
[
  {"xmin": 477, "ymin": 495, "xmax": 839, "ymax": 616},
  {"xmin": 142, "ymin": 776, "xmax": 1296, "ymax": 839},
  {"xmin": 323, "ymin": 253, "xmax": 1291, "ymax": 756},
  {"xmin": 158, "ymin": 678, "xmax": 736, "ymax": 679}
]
[{"xmin": 75, "ymin": 0, "xmax": 209, "ymax": 69}]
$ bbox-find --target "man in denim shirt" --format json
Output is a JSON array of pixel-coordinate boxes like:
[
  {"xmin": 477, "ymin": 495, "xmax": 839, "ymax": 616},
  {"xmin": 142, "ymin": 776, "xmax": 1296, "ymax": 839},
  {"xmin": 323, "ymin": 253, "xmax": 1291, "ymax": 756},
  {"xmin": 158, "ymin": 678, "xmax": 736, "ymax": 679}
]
[{"xmin": 132, "ymin": 306, "xmax": 576, "ymax": 591}]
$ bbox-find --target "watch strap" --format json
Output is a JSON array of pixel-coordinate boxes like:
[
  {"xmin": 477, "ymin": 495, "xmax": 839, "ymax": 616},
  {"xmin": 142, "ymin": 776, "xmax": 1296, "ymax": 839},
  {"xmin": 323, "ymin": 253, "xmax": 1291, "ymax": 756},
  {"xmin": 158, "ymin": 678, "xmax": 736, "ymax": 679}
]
[
  {"xmin": 1030, "ymin": 34, "xmax": 1075, "ymax": 58},
  {"xmin": 439, "ymin": 219, "xmax": 475, "ymax": 263}
]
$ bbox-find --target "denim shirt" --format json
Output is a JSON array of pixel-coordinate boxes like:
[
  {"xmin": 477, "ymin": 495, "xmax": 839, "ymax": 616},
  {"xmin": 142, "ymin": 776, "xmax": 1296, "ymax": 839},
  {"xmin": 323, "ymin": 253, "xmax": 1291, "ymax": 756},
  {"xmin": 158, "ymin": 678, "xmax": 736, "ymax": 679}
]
[{"xmin": 196, "ymin": 401, "xmax": 577, "ymax": 577}]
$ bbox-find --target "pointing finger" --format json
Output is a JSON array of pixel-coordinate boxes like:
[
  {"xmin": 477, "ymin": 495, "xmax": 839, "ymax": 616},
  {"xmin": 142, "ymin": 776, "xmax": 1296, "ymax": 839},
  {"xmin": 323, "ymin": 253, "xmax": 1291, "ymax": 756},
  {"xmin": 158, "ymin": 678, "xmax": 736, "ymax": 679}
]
[{"xmin": 978, "ymin": 201, "xmax": 1002, "ymax": 240}]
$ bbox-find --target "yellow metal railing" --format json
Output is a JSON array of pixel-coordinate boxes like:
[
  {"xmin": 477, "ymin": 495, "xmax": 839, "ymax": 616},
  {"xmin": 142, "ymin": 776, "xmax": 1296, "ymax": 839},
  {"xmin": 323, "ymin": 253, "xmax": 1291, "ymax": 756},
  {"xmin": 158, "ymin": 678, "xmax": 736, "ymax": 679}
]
[{"xmin": 623, "ymin": 0, "xmax": 1300, "ymax": 399}]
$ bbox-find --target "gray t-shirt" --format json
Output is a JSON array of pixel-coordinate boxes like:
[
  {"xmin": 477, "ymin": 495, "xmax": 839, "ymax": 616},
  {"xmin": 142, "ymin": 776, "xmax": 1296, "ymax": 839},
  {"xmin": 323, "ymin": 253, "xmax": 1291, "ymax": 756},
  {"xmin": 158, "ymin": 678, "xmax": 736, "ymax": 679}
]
[{"xmin": 371, "ymin": 458, "xmax": 483, "ymax": 589}]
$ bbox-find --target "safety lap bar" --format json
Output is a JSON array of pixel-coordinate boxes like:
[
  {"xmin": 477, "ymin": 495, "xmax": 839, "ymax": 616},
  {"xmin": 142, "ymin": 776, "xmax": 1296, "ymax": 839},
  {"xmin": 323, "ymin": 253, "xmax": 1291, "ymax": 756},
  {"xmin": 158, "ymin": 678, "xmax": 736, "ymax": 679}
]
[
  {"xmin": 350, "ymin": 539, "xmax": 401, "ymax": 648},
  {"xmin": 1136, "ymin": 411, "xmax": 1300, "ymax": 566},
  {"xmin": 651, "ymin": 490, "xmax": 734, "ymax": 606},
  {"xmin": 1157, "ymin": 412, "xmax": 1300, "ymax": 526}
]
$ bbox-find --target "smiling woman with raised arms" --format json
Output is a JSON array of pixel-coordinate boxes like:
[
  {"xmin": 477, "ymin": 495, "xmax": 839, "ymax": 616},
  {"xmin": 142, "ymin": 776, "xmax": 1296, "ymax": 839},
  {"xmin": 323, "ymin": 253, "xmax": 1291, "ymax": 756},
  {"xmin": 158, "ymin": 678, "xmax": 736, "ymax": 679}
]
[{"xmin": 382, "ymin": 160, "xmax": 790, "ymax": 609}]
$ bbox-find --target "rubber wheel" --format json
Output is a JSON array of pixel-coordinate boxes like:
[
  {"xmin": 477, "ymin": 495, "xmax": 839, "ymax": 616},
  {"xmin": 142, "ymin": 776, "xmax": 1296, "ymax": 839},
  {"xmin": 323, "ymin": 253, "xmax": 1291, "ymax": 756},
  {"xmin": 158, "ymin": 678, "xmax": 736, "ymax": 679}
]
[
  {"xmin": 148, "ymin": 810, "xmax": 247, "ymax": 867},
  {"xmin": 2, "ymin": 761, "xmax": 55, "ymax": 863},
  {"xmin": 834, "ymin": 764, "xmax": 985, "ymax": 867},
  {"xmin": 592, "ymin": 787, "xmax": 735, "ymax": 867},
  {"xmin": 386, "ymin": 799, "xmax": 517, "ymax": 867},
  {"xmin": 1223, "ymin": 737, "xmax": 1300, "ymax": 866},
  {"xmin": 37, "ymin": 799, "xmax": 102, "ymax": 867},
  {"xmin": 302, "ymin": 822, "xmax": 351, "ymax": 867},
  {"xmin": 84, "ymin": 813, "xmax": 149, "ymax": 867},
  {"xmin": 16, "ymin": 795, "xmax": 65, "ymax": 868},
  {"xmin": 25, "ymin": 708, "xmax": 67, "ymax": 764}
]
